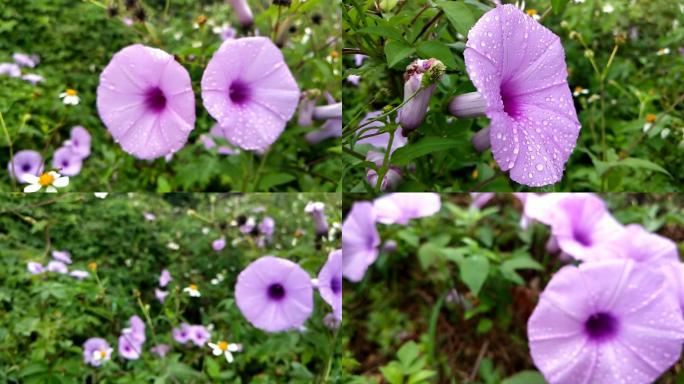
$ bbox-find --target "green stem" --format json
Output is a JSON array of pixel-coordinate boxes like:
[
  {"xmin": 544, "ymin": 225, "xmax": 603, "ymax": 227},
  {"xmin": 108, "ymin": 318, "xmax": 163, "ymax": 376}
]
[
  {"xmin": 251, "ymin": 150, "xmax": 270, "ymax": 192},
  {"xmin": 0, "ymin": 112, "xmax": 16, "ymax": 191},
  {"xmin": 374, "ymin": 128, "xmax": 395, "ymax": 192}
]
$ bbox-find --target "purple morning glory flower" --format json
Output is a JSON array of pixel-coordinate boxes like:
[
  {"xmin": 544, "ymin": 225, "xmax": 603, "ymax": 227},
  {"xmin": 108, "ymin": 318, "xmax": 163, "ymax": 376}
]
[
  {"xmin": 317, "ymin": 249, "xmax": 342, "ymax": 321},
  {"xmin": 212, "ymin": 237, "xmax": 226, "ymax": 251},
  {"xmin": 342, "ymin": 202, "xmax": 380, "ymax": 282},
  {"xmin": 201, "ymin": 37, "xmax": 300, "ymax": 151},
  {"xmin": 373, "ymin": 193, "xmax": 441, "ymax": 225},
  {"xmin": 8, "ymin": 150, "xmax": 44, "ymax": 183},
  {"xmin": 470, "ymin": 193, "xmax": 495, "ymax": 209},
  {"xmin": 83, "ymin": 338, "xmax": 113, "ymax": 367},
  {"xmin": 12, "ymin": 53, "xmax": 38, "ymax": 68},
  {"xmin": 228, "ymin": 0, "xmax": 253, "ymax": 28},
  {"xmin": 64, "ymin": 126, "xmax": 91, "ymax": 159},
  {"xmin": 239, "ymin": 217, "xmax": 256, "ymax": 234},
  {"xmin": 97, "ymin": 44, "xmax": 196, "ymax": 160},
  {"xmin": 188, "ymin": 325, "xmax": 211, "ymax": 347},
  {"xmin": 305, "ymin": 201, "xmax": 329, "ymax": 236},
  {"xmin": 172, "ymin": 323, "xmax": 192, "ymax": 344},
  {"xmin": 297, "ymin": 92, "xmax": 317, "ymax": 127},
  {"xmin": 21, "ymin": 73, "xmax": 44, "ymax": 85},
  {"xmin": 150, "ymin": 344, "xmax": 171, "ymax": 357},
  {"xmin": 547, "ymin": 194, "xmax": 624, "ymax": 261},
  {"xmin": 52, "ymin": 147, "xmax": 83, "ymax": 176},
  {"xmin": 123, "ymin": 315, "xmax": 146, "ymax": 345},
  {"xmin": 159, "ymin": 269, "xmax": 172, "ymax": 287},
  {"xmin": 27, "ymin": 262, "xmax": 44, "ymax": 275},
  {"xmin": 305, "ymin": 93, "xmax": 342, "ymax": 144},
  {"xmin": 47, "ymin": 261, "xmax": 68, "ymax": 274},
  {"xmin": 611, "ymin": 224, "xmax": 678, "ymax": 264},
  {"xmin": 235, "ymin": 256, "xmax": 314, "ymax": 332},
  {"xmin": 528, "ymin": 259, "xmax": 684, "ymax": 384},
  {"xmin": 346, "ymin": 74, "xmax": 360, "ymax": 86},
  {"xmin": 448, "ymin": 5, "xmax": 580, "ymax": 187},
  {"xmin": 397, "ymin": 58, "xmax": 444, "ymax": 132},
  {"xmin": 51, "ymin": 250, "xmax": 72, "ymax": 264},
  {"xmin": 0, "ymin": 63, "xmax": 21, "ymax": 77},
  {"xmin": 356, "ymin": 111, "xmax": 408, "ymax": 154},
  {"xmin": 70, "ymin": 270, "xmax": 89, "ymax": 280},
  {"xmin": 354, "ymin": 54, "xmax": 367, "ymax": 67},
  {"xmin": 259, "ymin": 216, "xmax": 275, "ymax": 237},
  {"xmin": 118, "ymin": 334, "xmax": 142, "ymax": 360},
  {"xmin": 155, "ymin": 288, "xmax": 168, "ymax": 303}
]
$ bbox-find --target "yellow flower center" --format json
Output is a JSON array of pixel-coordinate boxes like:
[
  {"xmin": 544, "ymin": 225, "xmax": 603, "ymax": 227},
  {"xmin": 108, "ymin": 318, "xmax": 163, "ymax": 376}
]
[
  {"xmin": 526, "ymin": 9, "xmax": 538, "ymax": 16},
  {"xmin": 99, "ymin": 349, "xmax": 107, "ymax": 359},
  {"xmin": 38, "ymin": 172, "xmax": 54, "ymax": 186},
  {"xmin": 66, "ymin": 89, "xmax": 77, "ymax": 96},
  {"xmin": 88, "ymin": 262, "xmax": 98, "ymax": 271},
  {"xmin": 645, "ymin": 113, "xmax": 657, "ymax": 123},
  {"xmin": 574, "ymin": 86, "xmax": 583, "ymax": 93},
  {"xmin": 189, "ymin": 284, "xmax": 198, "ymax": 291},
  {"xmin": 218, "ymin": 341, "xmax": 228, "ymax": 351}
]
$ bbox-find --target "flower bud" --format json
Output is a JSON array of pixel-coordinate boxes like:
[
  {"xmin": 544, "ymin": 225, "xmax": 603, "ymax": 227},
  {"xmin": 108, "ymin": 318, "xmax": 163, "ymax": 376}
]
[
  {"xmin": 449, "ymin": 91, "xmax": 487, "ymax": 118},
  {"xmin": 397, "ymin": 58, "xmax": 444, "ymax": 132},
  {"xmin": 365, "ymin": 151, "xmax": 403, "ymax": 191},
  {"xmin": 228, "ymin": 0, "xmax": 253, "ymax": 28}
]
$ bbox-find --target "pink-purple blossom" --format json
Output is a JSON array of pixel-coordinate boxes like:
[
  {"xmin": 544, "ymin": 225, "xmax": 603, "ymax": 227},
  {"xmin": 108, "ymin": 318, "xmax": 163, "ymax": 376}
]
[
  {"xmin": 51, "ymin": 250, "xmax": 72, "ymax": 264},
  {"xmin": 12, "ymin": 53, "xmax": 38, "ymax": 68},
  {"xmin": 70, "ymin": 270, "xmax": 89, "ymax": 280},
  {"xmin": 159, "ymin": 269, "xmax": 172, "ymax": 287},
  {"xmin": 8, "ymin": 150, "xmax": 43, "ymax": 183},
  {"xmin": 228, "ymin": 0, "xmax": 253, "ymax": 28},
  {"xmin": 150, "ymin": 344, "xmax": 171, "ymax": 357},
  {"xmin": 188, "ymin": 325, "xmax": 211, "ymax": 347},
  {"xmin": 0, "ymin": 63, "xmax": 21, "ymax": 77},
  {"xmin": 52, "ymin": 147, "xmax": 83, "ymax": 176},
  {"xmin": 235, "ymin": 256, "xmax": 314, "ymax": 332},
  {"xmin": 212, "ymin": 237, "xmax": 226, "ymax": 251},
  {"xmin": 155, "ymin": 288, "xmax": 168, "ymax": 303},
  {"xmin": 201, "ymin": 37, "xmax": 300, "ymax": 151},
  {"xmin": 64, "ymin": 126, "xmax": 91, "ymax": 159},
  {"xmin": 259, "ymin": 216, "xmax": 275, "ymax": 237},
  {"xmin": 449, "ymin": 5, "xmax": 580, "ymax": 187},
  {"xmin": 27, "ymin": 262, "xmax": 44, "ymax": 275},
  {"xmin": 97, "ymin": 44, "xmax": 196, "ymax": 160},
  {"xmin": 528, "ymin": 259, "xmax": 684, "ymax": 384},
  {"xmin": 305, "ymin": 93, "xmax": 342, "ymax": 144},
  {"xmin": 397, "ymin": 58, "xmax": 443, "ymax": 131},
  {"xmin": 47, "ymin": 261, "xmax": 68, "ymax": 274},
  {"xmin": 172, "ymin": 323, "xmax": 192, "ymax": 344},
  {"xmin": 342, "ymin": 202, "xmax": 380, "ymax": 282},
  {"xmin": 118, "ymin": 334, "xmax": 142, "ymax": 360},
  {"xmin": 83, "ymin": 338, "xmax": 113, "ymax": 367},
  {"xmin": 373, "ymin": 193, "xmax": 441, "ymax": 225},
  {"xmin": 317, "ymin": 249, "xmax": 342, "ymax": 321},
  {"xmin": 305, "ymin": 201, "xmax": 329, "ymax": 236}
]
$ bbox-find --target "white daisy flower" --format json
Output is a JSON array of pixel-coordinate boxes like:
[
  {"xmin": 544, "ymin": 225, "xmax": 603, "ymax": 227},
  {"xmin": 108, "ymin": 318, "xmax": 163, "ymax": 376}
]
[
  {"xmin": 183, "ymin": 284, "xmax": 201, "ymax": 297},
  {"xmin": 208, "ymin": 341, "xmax": 242, "ymax": 363},
  {"xmin": 602, "ymin": 3, "xmax": 614, "ymax": 13},
  {"xmin": 572, "ymin": 86, "xmax": 589, "ymax": 97},
  {"xmin": 167, "ymin": 242, "xmax": 180, "ymax": 250},
  {"xmin": 94, "ymin": 192, "xmax": 108, "ymax": 199},
  {"xmin": 23, "ymin": 171, "xmax": 69, "ymax": 193},
  {"xmin": 92, "ymin": 347, "xmax": 113, "ymax": 363},
  {"xmin": 59, "ymin": 89, "xmax": 80, "ymax": 105},
  {"xmin": 656, "ymin": 48, "xmax": 671, "ymax": 56}
]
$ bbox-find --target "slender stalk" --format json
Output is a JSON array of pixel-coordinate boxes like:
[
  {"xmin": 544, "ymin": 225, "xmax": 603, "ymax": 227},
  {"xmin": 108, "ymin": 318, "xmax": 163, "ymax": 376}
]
[
  {"xmin": 374, "ymin": 128, "xmax": 395, "ymax": 192},
  {"xmin": 251, "ymin": 150, "xmax": 270, "ymax": 192},
  {"xmin": 0, "ymin": 112, "xmax": 16, "ymax": 191}
]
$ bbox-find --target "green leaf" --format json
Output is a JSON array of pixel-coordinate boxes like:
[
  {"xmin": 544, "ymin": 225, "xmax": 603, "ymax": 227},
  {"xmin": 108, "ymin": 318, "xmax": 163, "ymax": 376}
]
[
  {"xmin": 416, "ymin": 41, "xmax": 458, "ymax": 69},
  {"xmin": 391, "ymin": 137, "xmax": 469, "ymax": 166},
  {"xmin": 397, "ymin": 341, "xmax": 420, "ymax": 366},
  {"xmin": 384, "ymin": 40, "xmax": 415, "ymax": 68},
  {"xmin": 380, "ymin": 0, "xmax": 400, "ymax": 11},
  {"xmin": 258, "ymin": 173, "xmax": 297, "ymax": 190},
  {"xmin": 551, "ymin": 0, "xmax": 569, "ymax": 15},
  {"xmin": 380, "ymin": 362, "xmax": 405, "ymax": 384},
  {"xmin": 476, "ymin": 318, "xmax": 493, "ymax": 334},
  {"xmin": 458, "ymin": 254, "xmax": 489, "ymax": 296},
  {"xmin": 614, "ymin": 157, "xmax": 672, "ymax": 178},
  {"xmin": 437, "ymin": 1, "xmax": 477, "ymax": 36},
  {"xmin": 408, "ymin": 370, "xmax": 438, "ymax": 384},
  {"xmin": 358, "ymin": 25, "xmax": 404, "ymax": 41},
  {"xmin": 205, "ymin": 357, "xmax": 220, "ymax": 379},
  {"xmin": 418, "ymin": 243, "xmax": 443, "ymax": 270},
  {"xmin": 501, "ymin": 370, "xmax": 548, "ymax": 384}
]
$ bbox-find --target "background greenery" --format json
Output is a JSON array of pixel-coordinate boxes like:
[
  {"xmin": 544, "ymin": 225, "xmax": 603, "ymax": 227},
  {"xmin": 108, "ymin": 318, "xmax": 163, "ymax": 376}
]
[
  {"xmin": 0, "ymin": 0, "xmax": 341, "ymax": 192},
  {"xmin": 342, "ymin": 0, "xmax": 684, "ymax": 192},
  {"xmin": 341, "ymin": 194, "xmax": 684, "ymax": 383},
  {"xmin": 0, "ymin": 192, "xmax": 342, "ymax": 383}
]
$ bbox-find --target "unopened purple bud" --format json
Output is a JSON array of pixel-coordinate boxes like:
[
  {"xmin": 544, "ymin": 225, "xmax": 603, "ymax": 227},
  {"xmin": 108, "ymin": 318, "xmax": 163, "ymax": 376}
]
[
  {"xmin": 228, "ymin": 0, "xmax": 253, "ymax": 28},
  {"xmin": 545, "ymin": 235, "xmax": 560, "ymax": 254},
  {"xmin": 313, "ymin": 102, "xmax": 342, "ymax": 120},
  {"xmin": 397, "ymin": 59, "xmax": 443, "ymax": 132},
  {"xmin": 305, "ymin": 202, "xmax": 329, "ymax": 236},
  {"xmin": 471, "ymin": 127, "xmax": 491, "ymax": 152},
  {"xmin": 382, "ymin": 240, "xmax": 397, "ymax": 253},
  {"xmin": 449, "ymin": 91, "xmax": 487, "ymax": 118},
  {"xmin": 297, "ymin": 95, "xmax": 317, "ymax": 127}
]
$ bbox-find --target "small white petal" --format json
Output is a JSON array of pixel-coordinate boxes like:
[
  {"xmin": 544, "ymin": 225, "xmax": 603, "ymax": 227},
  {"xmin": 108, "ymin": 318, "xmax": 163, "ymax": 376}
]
[
  {"xmin": 212, "ymin": 348, "xmax": 222, "ymax": 356},
  {"xmin": 24, "ymin": 184, "xmax": 41, "ymax": 193},
  {"xmin": 225, "ymin": 352, "xmax": 234, "ymax": 363},
  {"xmin": 23, "ymin": 174, "xmax": 39, "ymax": 184},
  {"xmin": 53, "ymin": 176, "xmax": 69, "ymax": 188},
  {"xmin": 227, "ymin": 344, "xmax": 239, "ymax": 352},
  {"xmin": 46, "ymin": 186, "xmax": 58, "ymax": 193}
]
